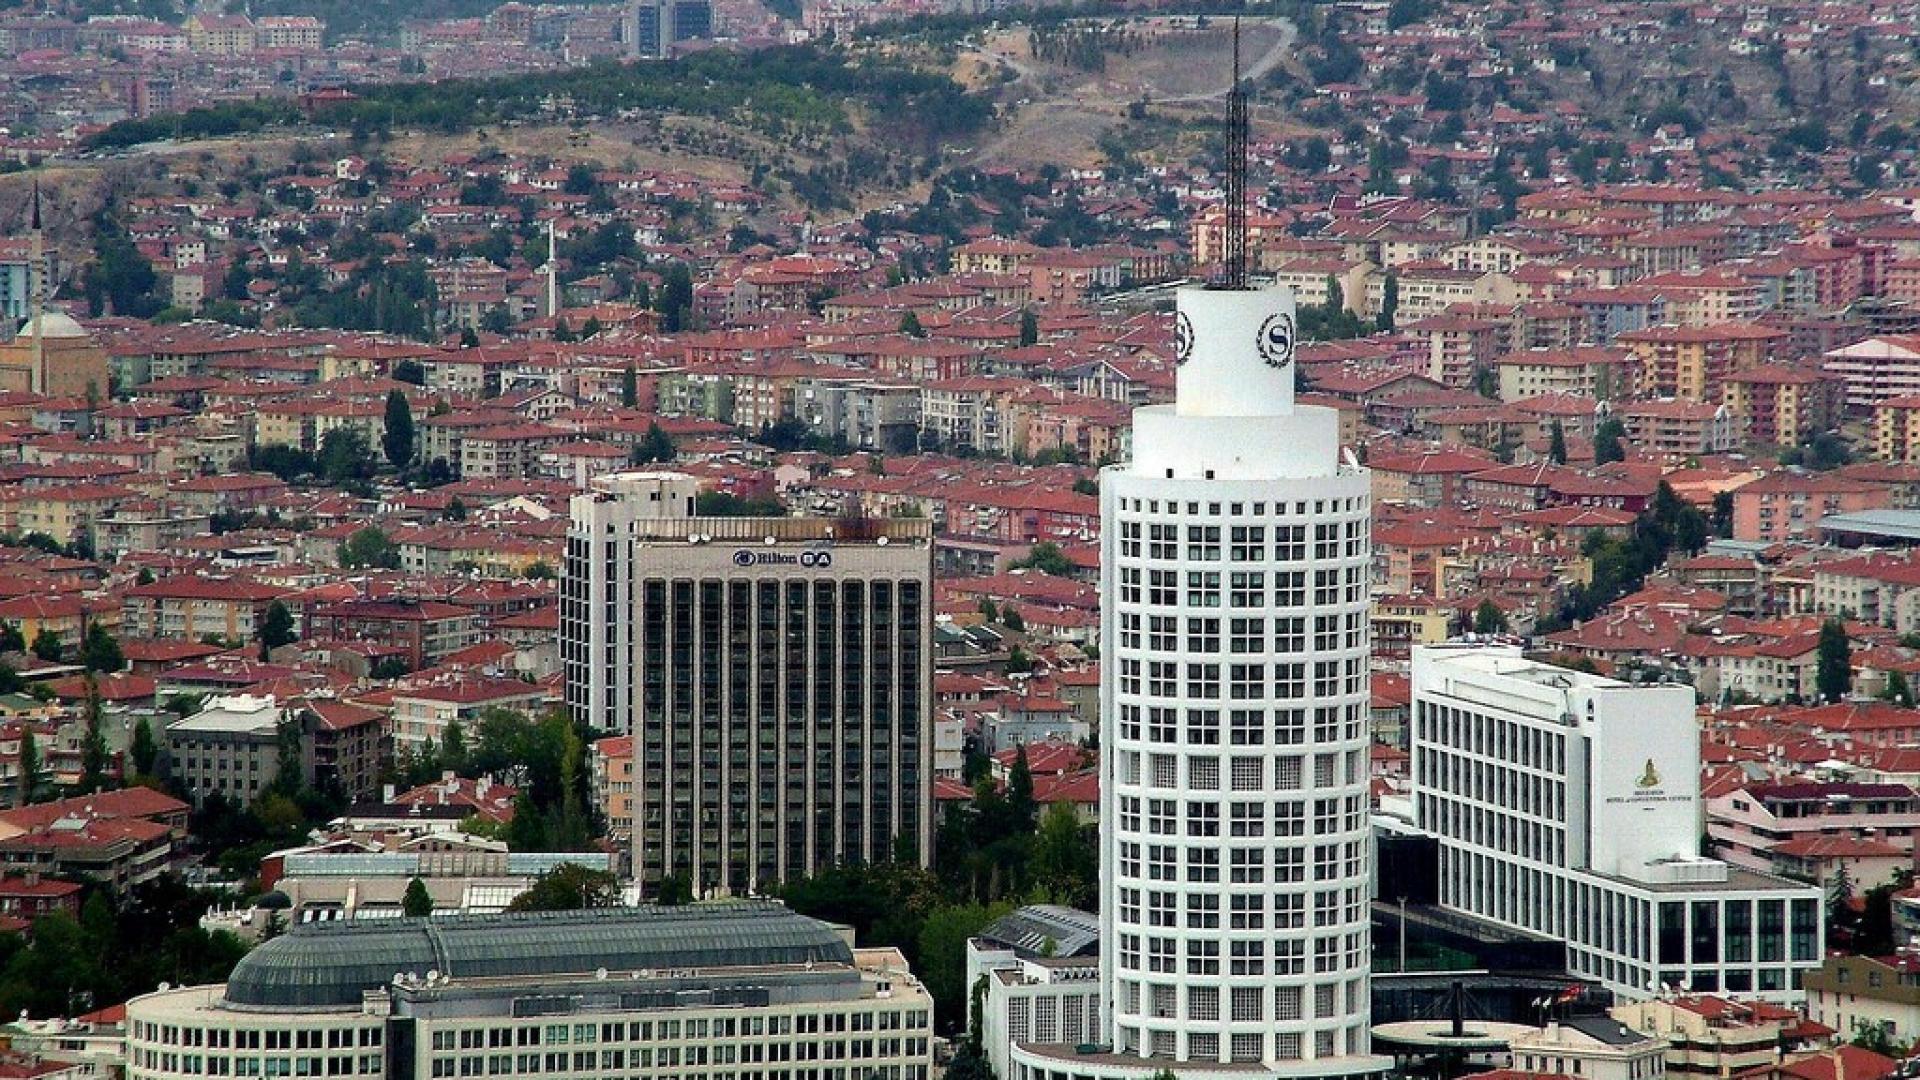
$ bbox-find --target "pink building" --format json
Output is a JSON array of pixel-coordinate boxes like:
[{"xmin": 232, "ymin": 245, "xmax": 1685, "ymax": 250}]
[
  {"xmin": 1706, "ymin": 781, "xmax": 1920, "ymax": 888},
  {"xmin": 1730, "ymin": 472, "xmax": 1892, "ymax": 542}
]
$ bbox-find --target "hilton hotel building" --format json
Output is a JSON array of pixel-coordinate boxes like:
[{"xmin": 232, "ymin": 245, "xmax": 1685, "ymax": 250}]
[{"xmin": 562, "ymin": 472, "xmax": 933, "ymax": 897}]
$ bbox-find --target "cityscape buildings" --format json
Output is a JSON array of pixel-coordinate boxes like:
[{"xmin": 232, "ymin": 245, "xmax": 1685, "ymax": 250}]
[
  {"xmin": 126, "ymin": 904, "xmax": 935, "ymax": 1080},
  {"xmin": 561, "ymin": 471, "xmax": 934, "ymax": 896},
  {"xmin": 1409, "ymin": 644, "xmax": 1824, "ymax": 1001}
]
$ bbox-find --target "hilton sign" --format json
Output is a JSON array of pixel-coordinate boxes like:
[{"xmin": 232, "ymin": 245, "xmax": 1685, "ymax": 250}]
[{"xmin": 732, "ymin": 549, "xmax": 833, "ymax": 569}]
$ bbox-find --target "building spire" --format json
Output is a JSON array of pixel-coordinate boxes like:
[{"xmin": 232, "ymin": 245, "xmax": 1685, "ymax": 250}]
[{"xmin": 1221, "ymin": 16, "xmax": 1249, "ymax": 290}]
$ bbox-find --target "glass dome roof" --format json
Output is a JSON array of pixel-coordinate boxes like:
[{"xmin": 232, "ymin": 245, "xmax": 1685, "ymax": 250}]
[{"xmin": 223, "ymin": 902, "xmax": 853, "ymax": 1010}]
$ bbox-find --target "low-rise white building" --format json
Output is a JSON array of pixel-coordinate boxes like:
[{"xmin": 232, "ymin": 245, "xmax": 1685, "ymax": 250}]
[{"xmin": 1508, "ymin": 1016, "xmax": 1667, "ymax": 1080}]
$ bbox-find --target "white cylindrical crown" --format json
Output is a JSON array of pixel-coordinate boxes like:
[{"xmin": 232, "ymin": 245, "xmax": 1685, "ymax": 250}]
[{"xmin": 1174, "ymin": 285, "xmax": 1297, "ymax": 418}]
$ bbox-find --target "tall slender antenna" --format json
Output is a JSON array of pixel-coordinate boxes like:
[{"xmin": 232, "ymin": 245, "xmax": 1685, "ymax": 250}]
[{"xmin": 1223, "ymin": 16, "xmax": 1249, "ymax": 289}]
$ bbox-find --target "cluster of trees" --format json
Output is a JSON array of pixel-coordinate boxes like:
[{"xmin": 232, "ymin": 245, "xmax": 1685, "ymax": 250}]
[
  {"xmin": 81, "ymin": 207, "xmax": 165, "ymax": 319},
  {"xmin": 249, "ymin": 428, "xmax": 387, "ymax": 491},
  {"xmin": 1828, "ymin": 865, "xmax": 1911, "ymax": 959},
  {"xmin": 396, "ymin": 707, "xmax": 601, "ymax": 852},
  {"xmin": 782, "ymin": 747, "xmax": 1096, "ymax": 1037},
  {"xmin": 1296, "ymin": 277, "xmax": 1370, "ymax": 341},
  {"xmin": 290, "ymin": 259, "xmax": 438, "ymax": 340},
  {"xmin": 92, "ymin": 47, "xmax": 989, "ymax": 160},
  {"xmin": 1551, "ymin": 483, "xmax": 1710, "ymax": 625},
  {"xmin": 1027, "ymin": 21, "xmax": 1140, "ymax": 73},
  {"xmin": 0, "ymin": 878, "xmax": 249, "ymax": 1019}
]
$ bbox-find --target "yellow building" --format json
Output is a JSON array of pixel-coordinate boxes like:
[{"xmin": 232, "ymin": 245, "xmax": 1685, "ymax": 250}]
[
  {"xmin": 11, "ymin": 483, "xmax": 135, "ymax": 546},
  {"xmin": 1874, "ymin": 395, "xmax": 1920, "ymax": 462},
  {"xmin": 0, "ymin": 311, "xmax": 110, "ymax": 399}
]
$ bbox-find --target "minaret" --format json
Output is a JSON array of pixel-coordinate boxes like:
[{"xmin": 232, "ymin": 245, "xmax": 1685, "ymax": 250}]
[
  {"xmin": 27, "ymin": 180, "xmax": 43, "ymax": 396},
  {"xmin": 546, "ymin": 217, "xmax": 559, "ymax": 320},
  {"xmin": 1089, "ymin": 22, "xmax": 1389, "ymax": 1075}
]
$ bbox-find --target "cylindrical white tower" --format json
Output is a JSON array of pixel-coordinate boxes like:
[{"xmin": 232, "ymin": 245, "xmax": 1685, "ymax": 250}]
[{"xmin": 1097, "ymin": 284, "xmax": 1387, "ymax": 1075}]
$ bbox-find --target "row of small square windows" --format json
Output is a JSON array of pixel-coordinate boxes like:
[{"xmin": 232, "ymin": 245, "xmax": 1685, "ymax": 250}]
[{"xmin": 1116, "ymin": 498, "xmax": 1365, "ymax": 516}]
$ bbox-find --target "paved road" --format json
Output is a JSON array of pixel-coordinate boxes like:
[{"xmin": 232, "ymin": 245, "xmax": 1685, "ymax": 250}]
[{"xmin": 1150, "ymin": 17, "xmax": 1298, "ymax": 103}]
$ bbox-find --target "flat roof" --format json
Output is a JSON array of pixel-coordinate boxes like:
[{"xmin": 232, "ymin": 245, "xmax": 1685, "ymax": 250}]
[{"xmin": 1820, "ymin": 508, "xmax": 1920, "ymax": 541}]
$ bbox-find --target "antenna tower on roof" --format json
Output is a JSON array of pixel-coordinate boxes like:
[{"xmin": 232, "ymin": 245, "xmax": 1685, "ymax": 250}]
[{"xmin": 1222, "ymin": 16, "xmax": 1250, "ymax": 290}]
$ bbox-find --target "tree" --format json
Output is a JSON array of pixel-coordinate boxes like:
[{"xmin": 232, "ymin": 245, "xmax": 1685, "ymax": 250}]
[
  {"xmin": 0, "ymin": 623, "xmax": 21, "ymax": 653},
  {"xmin": 506, "ymin": 864, "xmax": 621, "ymax": 911},
  {"xmin": 1548, "ymin": 420, "xmax": 1567, "ymax": 465},
  {"xmin": 383, "ymin": 390, "xmax": 415, "ymax": 470},
  {"xmin": 1376, "ymin": 272, "xmax": 1399, "ymax": 331},
  {"xmin": 1593, "ymin": 417, "xmax": 1627, "ymax": 464},
  {"xmin": 1818, "ymin": 618, "xmax": 1853, "ymax": 703},
  {"xmin": 402, "ymin": 877, "xmax": 434, "ymax": 918},
  {"xmin": 524, "ymin": 561, "xmax": 556, "ymax": 580},
  {"xmin": 79, "ymin": 674, "xmax": 110, "ymax": 794},
  {"xmin": 917, "ymin": 902, "xmax": 1011, "ymax": 1034},
  {"xmin": 16, "ymin": 730, "xmax": 40, "ymax": 806},
  {"xmin": 1007, "ymin": 744, "xmax": 1037, "ymax": 830},
  {"xmin": 1030, "ymin": 801, "xmax": 1096, "ymax": 909},
  {"xmin": 130, "ymin": 716, "xmax": 157, "ymax": 777},
  {"xmin": 440, "ymin": 720, "xmax": 468, "ymax": 774},
  {"xmin": 1002, "ymin": 607, "xmax": 1026, "ymax": 633},
  {"xmin": 257, "ymin": 600, "xmax": 296, "ymax": 661},
  {"xmin": 620, "ymin": 366, "xmax": 638, "ymax": 409},
  {"xmin": 899, "ymin": 311, "xmax": 926, "ymax": 338},
  {"xmin": 80, "ymin": 624, "xmax": 123, "ymax": 674},
  {"xmin": 1882, "ymin": 670, "xmax": 1916, "ymax": 708},
  {"xmin": 1018, "ymin": 309, "xmax": 1039, "ymax": 347},
  {"xmin": 317, "ymin": 427, "xmax": 377, "ymax": 490},
  {"xmin": 29, "ymin": 629, "xmax": 60, "ymax": 663},
  {"xmin": 1011, "ymin": 542, "xmax": 1073, "ymax": 577},
  {"xmin": 338, "ymin": 526, "xmax": 401, "ymax": 570},
  {"xmin": 392, "ymin": 358, "xmax": 426, "ymax": 385},
  {"xmin": 632, "ymin": 422, "xmax": 675, "ymax": 465},
  {"xmin": 1473, "ymin": 599, "xmax": 1508, "ymax": 635},
  {"xmin": 1829, "ymin": 860, "xmax": 1859, "ymax": 941},
  {"xmin": 656, "ymin": 263, "xmax": 694, "ymax": 333}
]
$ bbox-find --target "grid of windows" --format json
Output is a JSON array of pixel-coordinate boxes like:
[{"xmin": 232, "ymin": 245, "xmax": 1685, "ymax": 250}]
[{"xmin": 1106, "ymin": 483, "xmax": 1374, "ymax": 1068}]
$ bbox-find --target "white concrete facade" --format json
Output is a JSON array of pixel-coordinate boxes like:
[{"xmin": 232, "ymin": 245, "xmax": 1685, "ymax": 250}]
[
  {"xmin": 1007, "ymin": 284, "xmax": 1387, "ymax": 1080},
  {"xmin": 1409, "ymin": 645, "xmax": 1824, "ymax": 1002}
]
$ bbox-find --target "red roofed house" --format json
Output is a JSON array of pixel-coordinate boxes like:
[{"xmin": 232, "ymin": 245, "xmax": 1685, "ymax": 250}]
[
  {"xmin": 121, "ymin": 575, "xmax": 285, "ymax": 642},
  {"xmin": 1610, "ymin": 997, "xmax": 1828, "ymax": 1078},
  {"xmin": 1706, "ymin": 781, "xmax": 1920, "ymax": 887},
  {"xmin": 304, "ymin": 598, "xmax": 484, "ymax": 671},
  {"xmin": 0, "ymin": 788, "xmax": 188, "ymax": 892},
  {"xmin": 391, "ymin": 774, "xmax": 517, "ymax": 825},
  {"xmin": 390, "ymin": 678, "xmax": 549, "ymax": 755}
]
